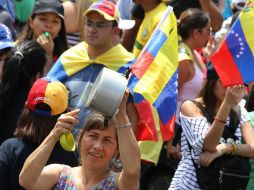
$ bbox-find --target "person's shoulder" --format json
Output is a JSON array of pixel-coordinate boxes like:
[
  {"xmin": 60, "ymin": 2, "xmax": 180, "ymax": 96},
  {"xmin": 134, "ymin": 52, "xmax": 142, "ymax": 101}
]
[
  {"xmin": 0, "ymin": 138, "xmax": 22, "ymax": 148},
  {"xmin": 181, "ymin": 99, "xmax": 203, "ymax": 117}
]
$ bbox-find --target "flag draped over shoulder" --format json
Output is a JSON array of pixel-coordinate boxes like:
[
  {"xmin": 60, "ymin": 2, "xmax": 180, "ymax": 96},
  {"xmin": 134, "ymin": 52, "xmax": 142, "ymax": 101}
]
[
  {"xmin": 47, "ymin": 42, "xmax": 134, "ymax": 80},
  {"xmin": 128, "ymin": 6, "xmax": 178, "ymax": 141},
  {"xmin": 211, "ymin": 0, "xmax": 254, "ymax": 86}
]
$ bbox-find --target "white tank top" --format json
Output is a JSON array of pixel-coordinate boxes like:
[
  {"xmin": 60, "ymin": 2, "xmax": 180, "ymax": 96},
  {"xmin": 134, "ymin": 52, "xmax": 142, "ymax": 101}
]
[{"xmin": 176, "ymin": 62, "xmax": 204, "ymax": 122}]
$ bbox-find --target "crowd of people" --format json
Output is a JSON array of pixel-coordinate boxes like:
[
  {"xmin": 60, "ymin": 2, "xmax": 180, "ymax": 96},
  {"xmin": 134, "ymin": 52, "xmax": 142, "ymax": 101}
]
[{"xmin": 0, "ymin": 0, "xmax": 254, "ymax": 190}]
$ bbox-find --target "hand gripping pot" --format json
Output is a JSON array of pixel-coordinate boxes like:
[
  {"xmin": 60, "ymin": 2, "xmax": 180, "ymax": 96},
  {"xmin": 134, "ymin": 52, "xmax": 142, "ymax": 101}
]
[{"xmin": 85, "ymin": 67, "xmax": 127, "ymax": 118}]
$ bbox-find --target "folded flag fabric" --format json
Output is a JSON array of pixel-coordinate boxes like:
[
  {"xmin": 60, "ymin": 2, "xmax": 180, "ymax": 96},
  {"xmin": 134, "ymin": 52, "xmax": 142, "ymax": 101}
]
[
  {"xmin": 128, "ymin": 6, "xmax": 178, "ymax": 141},
  {"xmin": 211, "ymin": 0, "xmax": 254, "ymax": 86},
  {"xmin": 47, "ymin": 42, "xmax": 134, "ymax": 80}
]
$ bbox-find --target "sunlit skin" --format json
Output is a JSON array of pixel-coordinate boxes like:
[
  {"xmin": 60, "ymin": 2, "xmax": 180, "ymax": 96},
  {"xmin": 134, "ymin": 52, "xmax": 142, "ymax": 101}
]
[
  {"xmin": 198, "ymin": 24, "xmax": 212, "ymax": 48},
  {"xmin": 29, "ymin": 12, "xmax": 62, "ymax": 40},
  {"xmin": 81, "ymin": 126, "xmax": 118, "ymax": 171}
]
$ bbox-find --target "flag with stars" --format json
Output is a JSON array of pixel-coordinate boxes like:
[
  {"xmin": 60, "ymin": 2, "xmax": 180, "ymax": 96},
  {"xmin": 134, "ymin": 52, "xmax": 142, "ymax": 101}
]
[
  {"xmin": 211, "ymin": 0, "xmax": 254, "ymax": 86},
  {"xmin": 128, "ymin": 6, "xmax": 178, "ymax": 141}
]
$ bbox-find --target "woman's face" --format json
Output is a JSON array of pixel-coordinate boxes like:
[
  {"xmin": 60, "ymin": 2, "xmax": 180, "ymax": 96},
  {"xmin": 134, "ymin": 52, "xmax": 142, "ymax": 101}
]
[
  {"xmin": 81, "ymin": 125, "xmax": 118, "ymax": 169},
  {"xmin": 29, "ymin": 12, "xmax": 62, "ymax": 40},
  {"xmin": 214, "ymin": 79, "xmax": 226, "ymax": 103},
  {"xmin": 195, "ymin": 23, "xmax": 212, "ymax": 48}
]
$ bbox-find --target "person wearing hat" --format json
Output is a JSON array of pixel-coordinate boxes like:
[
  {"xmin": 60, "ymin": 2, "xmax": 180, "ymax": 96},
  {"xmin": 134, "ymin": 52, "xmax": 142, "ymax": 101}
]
[
  {"xmin": 18, "ymin": 0, "xmax": 68, "ymax": 74},
  {"xmin": 0, "ymin": 40, "xmax": 46, "ymax": 145},
  {"xmin": 0, "ymin": 23, "xmax": 14, "ymax": 79},
  {"xmin": 19, "ymin": 88, "xmax": 140, "ymax": 190},
  {"xmin": 0, "ymin": 0, "xmax": 16, "ymax": 40},
  {"xmin": 0, "ymin": 77, "xmax": 80, "ymax": 190},
  {"xmin": 169, "ymin": 63, "xmax": 254, "ymax": 189},
  {"xmin": 47, "ymin": 0, "xmax": 138, "ymax": 135}
]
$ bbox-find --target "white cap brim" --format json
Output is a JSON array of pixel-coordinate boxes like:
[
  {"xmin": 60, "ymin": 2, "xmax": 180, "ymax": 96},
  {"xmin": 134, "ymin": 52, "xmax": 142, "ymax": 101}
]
[{"xmin": 118, "ymin": 19, "xmax": 135, "ymax": 30}]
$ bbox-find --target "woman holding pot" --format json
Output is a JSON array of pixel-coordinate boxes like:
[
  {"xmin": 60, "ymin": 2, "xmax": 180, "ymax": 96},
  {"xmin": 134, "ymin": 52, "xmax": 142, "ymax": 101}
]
[{"xmin": 19, "ymin": 89, "xmax": 141, "ymax": 190}]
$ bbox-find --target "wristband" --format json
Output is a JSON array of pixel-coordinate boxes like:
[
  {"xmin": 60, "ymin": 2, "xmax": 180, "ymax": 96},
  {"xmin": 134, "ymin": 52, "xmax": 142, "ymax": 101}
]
[
  {"xmin": 116, "ymin": 123, "xmax": 131, "ymax": 129},
  {"xmin": 231, "ymin": 142, "xmax": 239, "ymax": 155},
  {"xmin": 214, "ymin": 116, "xmax": 226, "ymax": 124}
]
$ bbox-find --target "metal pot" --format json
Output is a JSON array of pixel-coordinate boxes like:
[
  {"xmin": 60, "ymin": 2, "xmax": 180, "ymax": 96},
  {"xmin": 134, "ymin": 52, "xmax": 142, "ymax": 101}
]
[{"xmin": 85, "ymin": 67, "xmax": 127, "ymax": 118}]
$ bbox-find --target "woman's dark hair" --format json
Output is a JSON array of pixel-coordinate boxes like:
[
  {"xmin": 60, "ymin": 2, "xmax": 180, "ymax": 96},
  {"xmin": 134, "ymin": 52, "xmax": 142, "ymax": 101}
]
[
  {"xmin": 246, "ymin": 84, "xmax": 254, "ymax": 112},
  {"xmin": 14, "ymin": 105, "xmax": 59, "ymax": 144},
  {"xmin": 201, "ymin": 78, "xmax": 239, "ymax": 125},
  {"xmin": 178, "ymin": 8, "xmax": 210, "ymax": 40},
  {"xmin": 18, "ymin": 13, "xmax": 68, "ymax": 60},
  {"xmin": 0, "ymin": 40, "xmax": 46, "ymax": 114},
  {"xmin": 77, "ymin": 114, "xmax": 117, "ymax": 147}
]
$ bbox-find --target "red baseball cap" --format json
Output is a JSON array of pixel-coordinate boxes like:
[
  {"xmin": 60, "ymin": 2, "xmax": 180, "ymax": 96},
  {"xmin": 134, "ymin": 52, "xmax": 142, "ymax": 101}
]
[{"xmin": 26, "ymin": 78, "xmax": 68, "ymax": 116}]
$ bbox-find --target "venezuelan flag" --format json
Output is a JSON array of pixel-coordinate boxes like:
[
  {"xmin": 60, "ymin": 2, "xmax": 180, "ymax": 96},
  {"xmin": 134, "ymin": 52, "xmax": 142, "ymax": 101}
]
[
  {"xmin": 211, "ymin": 0, "xmax": 254, "ymax": 86},
  {"xmin": 47, "ymin": 42, "xmax": 134, "ymax": 80},
  {"xmin": 128, "ymin": 6, "xmax": 178, "ymax": 141}
]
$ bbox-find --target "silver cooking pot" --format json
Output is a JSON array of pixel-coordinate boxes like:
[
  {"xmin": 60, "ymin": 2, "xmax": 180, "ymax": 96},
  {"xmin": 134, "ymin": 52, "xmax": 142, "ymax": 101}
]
[{"xmin": 85, "ymin": 67, "xmax": 127, "ymax": 118}]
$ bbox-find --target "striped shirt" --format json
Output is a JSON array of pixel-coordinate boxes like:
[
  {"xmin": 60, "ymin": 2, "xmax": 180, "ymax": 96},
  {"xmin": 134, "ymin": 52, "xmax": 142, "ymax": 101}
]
[{"xmin": 169, "ymin": 104, "xmax": 250, "ymax": 190}]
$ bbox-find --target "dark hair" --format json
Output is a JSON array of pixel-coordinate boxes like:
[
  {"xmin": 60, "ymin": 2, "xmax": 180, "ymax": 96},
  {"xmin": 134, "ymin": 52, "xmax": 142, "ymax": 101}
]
[
  {"xmin": 18, "ymin": 13, "xmax": 68, "ymax": 60},
  {"xmin": 0, "ymin": 40, "xmax": 46, "ymax": 113},
  {"xmin": 178, "ymin": 8, "xmax": 210, "ymax": 40},
  {"xmin": 14, "ymin": 105, "xmax": 59, "ymax": 144},
  {"xmin": 201, "ymin": 78, "xmax": 239, "ymax": 124},
  {"xmin": 77, "ymin": 114, "xmax": 117, "ymax": 146},
  {"xmin": 246, "ymin": 84, "xmax": 254, "ymax": 112}
]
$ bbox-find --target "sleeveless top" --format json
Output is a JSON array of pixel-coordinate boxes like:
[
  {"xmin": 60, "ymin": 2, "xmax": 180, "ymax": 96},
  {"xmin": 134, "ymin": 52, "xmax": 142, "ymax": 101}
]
[
  {"xmin": 54, "ymin": 166, "xmax": 116, "ymax": 190},
  {"xmin": 176, "ymin": 41, "xmax": 205, "ymax": 123}
]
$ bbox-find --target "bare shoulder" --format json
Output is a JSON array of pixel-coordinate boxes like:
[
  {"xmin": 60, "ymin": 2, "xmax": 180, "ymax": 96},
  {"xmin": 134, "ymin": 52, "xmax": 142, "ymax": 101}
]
[{"xmin": 181, "ymin": 100, "xmax": 203, "ymax": 117}]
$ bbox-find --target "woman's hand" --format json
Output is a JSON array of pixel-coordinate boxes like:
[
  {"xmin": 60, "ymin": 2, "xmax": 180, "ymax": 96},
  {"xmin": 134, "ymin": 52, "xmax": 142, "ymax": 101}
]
[
  {"xmin": 167, "ymin": 140, "xmax": 181, "ymax": 160},
  {"xmin": 201, "ymin": 35, "xmax": 216, "ymax": 62},
  {"xmin": 199, "ymin": 143, "xmax": 231, "ymax": 167},
  {"xmin": 51, "ymin": 109, "xmax": 80, "ymax": 140},
  {"xmin": 36, "ymin": 33, "xmax": 54, "ymax": 57},
  {"xmin": 224, "ymin": 85, "xmax": 246, "ymax": 107}
]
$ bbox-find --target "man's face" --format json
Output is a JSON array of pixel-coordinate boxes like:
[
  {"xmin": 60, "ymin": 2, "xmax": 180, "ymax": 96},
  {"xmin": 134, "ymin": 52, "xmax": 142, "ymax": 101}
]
[{"xmin": 84, "ymin": 12, "xmax": 115, "ymax": 48}]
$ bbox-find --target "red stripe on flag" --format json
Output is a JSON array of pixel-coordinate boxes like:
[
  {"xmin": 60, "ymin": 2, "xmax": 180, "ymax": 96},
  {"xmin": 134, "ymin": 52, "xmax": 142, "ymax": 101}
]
[
  {"xmin": 135, "ymin": 100, "xmax": 158, "ymax": 141},
  {"xmin": 160, "ymin": 114, "xmax": 176, "ymax": 140},
  {"xmin": 131, "ymin": 50, "xmax": 154, "ymax": 79},
  {"xmin": 211, "ymin": 40, "xmax": 243, "ymax": 86}
]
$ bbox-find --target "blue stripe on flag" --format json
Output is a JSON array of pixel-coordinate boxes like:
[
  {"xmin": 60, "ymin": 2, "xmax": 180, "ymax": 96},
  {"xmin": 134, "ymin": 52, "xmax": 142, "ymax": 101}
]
[
  {"xmin": 146, "ymin": 30, "xmax": 168, "ymax": 58},
  {"xmin": 153, "ymin": 69, "xmax": 178, "ymax": 125},
  {"xmin": 226, "ymin": 19, "xmax": 254, "ymax": 83},
  {"xmin": 47, "ymin": 59, "xmax": 68, "ymax": 81}
]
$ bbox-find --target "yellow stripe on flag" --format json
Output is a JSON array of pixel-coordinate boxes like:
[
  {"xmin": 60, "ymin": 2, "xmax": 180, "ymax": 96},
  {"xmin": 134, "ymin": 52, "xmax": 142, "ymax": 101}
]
[
  {"xmin": 240, "ymin": 1, "xmax": 254, "ymax": 55},
  {"xmin": 134, "ymin": 12, "xmax": 178, "ymax": 103}
]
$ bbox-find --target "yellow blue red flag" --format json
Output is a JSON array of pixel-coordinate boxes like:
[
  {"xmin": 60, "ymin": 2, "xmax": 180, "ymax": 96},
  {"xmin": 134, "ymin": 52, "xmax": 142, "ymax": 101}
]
[
  {"xmin": 128, "ymin": 6, "xmax": 178, "ymax": 141},
  {"xmin": 211, "ymin": 0, "xmax": 254, "ymax": 86}
]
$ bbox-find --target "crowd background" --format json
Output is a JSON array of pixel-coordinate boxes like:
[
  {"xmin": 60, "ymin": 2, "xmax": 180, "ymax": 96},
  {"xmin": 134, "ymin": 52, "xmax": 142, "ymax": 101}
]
[{"xmin": 0, "ymin": 0, "xmax": 254, "ymax": 190}]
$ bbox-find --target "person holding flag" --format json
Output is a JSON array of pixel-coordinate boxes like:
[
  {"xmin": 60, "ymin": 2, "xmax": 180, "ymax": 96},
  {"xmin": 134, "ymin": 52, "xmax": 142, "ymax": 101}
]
[
  {"xmin": 210, "ymin": 0, "xmax": 254, "ymax": 87},
  {"xmin": 127, "ymin": 0, "xmax": 178, "ymax": 188}
]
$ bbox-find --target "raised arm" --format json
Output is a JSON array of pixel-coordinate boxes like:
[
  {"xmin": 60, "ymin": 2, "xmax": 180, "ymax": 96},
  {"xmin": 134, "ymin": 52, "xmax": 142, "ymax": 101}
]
[
  {"xmin": 116, "ymin": 90, "xmax": 141, "ymax": 190},
  {"xmin": 19, "ymin": 109, "xmax": 79, "ymax": 190},
  {"xmin": 199, "ymin": 0, "xmax": 223, "ymax": 32}
]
